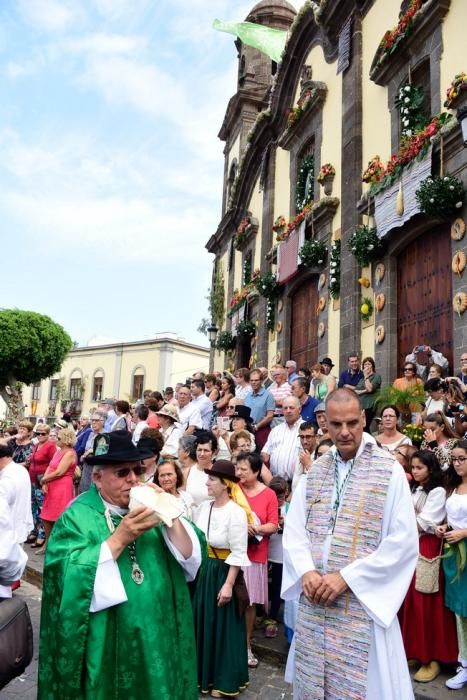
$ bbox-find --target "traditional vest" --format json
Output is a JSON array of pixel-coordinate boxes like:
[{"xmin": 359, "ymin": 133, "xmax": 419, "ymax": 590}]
[{"xmin": 295, "ymin": 441, "xmax": 394, "ymax": 700}]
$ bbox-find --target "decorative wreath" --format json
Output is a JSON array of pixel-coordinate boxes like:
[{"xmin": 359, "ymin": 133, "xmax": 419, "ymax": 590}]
[
  {"xmin": 317, "ymin": 321, "xmax": 326, "ymax": 338},
  {"xmin": 451, "ymin": 218, "xmax": 466, "ymax": 241},
  {"xmin": 360, "ymin": 297, "xmax": 374, "ymax": 322},
  {"xmin": 452, "ymin": 251, "xmax": 466, "ymax": 277},
  {"xmin": 453, "ymin": 292, "xmax": 467, "ymax": 315},
  {"xmin": 375, "ymin": 293, "xmax": 386, "ymax": 312},
  {"xmin": 296, "ymin": 154, "xmax": 315, "ymax": 212},
  {"xmin": 318, "ymin": 272, "xmax": 326, "ymax": 290},
  {"xmin": 318, "ymin": 296, "xmax": 326, "ymax": 312},
  {"xmin": 376, "ymin": 325, "xmax": 386, "ymax": 344}
]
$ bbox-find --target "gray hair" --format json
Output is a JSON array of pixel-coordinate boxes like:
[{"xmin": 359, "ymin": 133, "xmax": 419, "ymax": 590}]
[{"xmin": 92, "ymin": 409, "xmax": 107, "ymax": 421}]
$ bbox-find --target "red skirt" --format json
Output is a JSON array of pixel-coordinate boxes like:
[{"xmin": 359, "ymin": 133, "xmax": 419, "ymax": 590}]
[{"xmin": 399, "ymin": 533, "xmax": 458, "ymax": 664}]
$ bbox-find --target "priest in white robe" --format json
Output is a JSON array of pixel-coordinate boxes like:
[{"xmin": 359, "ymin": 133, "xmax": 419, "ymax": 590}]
[{"xmin": 282, "ymin": 389, "xmax": 418, "ymax": 700}]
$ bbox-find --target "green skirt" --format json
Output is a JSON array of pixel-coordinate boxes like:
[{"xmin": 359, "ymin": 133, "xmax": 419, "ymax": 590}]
[
  {"xmin": 443, "ymin": 538, "xmax": 467, "ymax": 617},
  {"xmin": 193, "ymin": 557, "xmax": 249, "ymax": 695}
]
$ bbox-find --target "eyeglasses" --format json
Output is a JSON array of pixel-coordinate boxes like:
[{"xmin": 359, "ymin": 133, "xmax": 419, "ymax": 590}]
[
  {"xmin": 112, "ymin": 465, "xmax": 146, "ymax": 478},
  {"xmin": 91, "ymin": 418, "xmax": 103, "ymax": 422},
  {"xmin": 452, "ymin": 457, "xmax": 467, "ymax": 464},
  {"xmin": 403, "ymin": 368, "xmax": 414, "ymax": 372},
  {"xmin": 36, "ymin": 432, "xmax": 47, "ymax": 436},
  {"xmin": 393, "ymin": 449, "xmax": 406, "ymax": 457}
]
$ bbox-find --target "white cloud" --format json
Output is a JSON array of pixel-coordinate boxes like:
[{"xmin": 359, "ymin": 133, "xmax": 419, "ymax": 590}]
[
  {"xmin": 62, "ymin": 33, "xmax": 146, "ymax": 56},
  {"xmin": 17, "ymin": 0, "xmax": 83, "ymax": 33}
]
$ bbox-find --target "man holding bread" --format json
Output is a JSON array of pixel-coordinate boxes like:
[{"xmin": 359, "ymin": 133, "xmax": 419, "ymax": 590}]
[{"xmin": 38, "ymin": 430, "xmax": 204, "ymax": 700}]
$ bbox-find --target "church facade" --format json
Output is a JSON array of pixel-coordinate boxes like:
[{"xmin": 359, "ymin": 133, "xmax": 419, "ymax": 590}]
[{"xmin": 206, "ymin": 0, "xmax": 467, "ymax": 382}]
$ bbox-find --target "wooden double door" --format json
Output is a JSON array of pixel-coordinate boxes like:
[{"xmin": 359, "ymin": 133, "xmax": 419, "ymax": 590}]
[
  {"xmin": 397, "ymin": 227, "xmax": 453, "ymax": 374},
  {"xmin": 290, "ymin": 277, "xmax": 319, "ymax": 369}
]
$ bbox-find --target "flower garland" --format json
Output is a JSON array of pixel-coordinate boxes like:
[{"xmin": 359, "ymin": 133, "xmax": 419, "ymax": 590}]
[
  {"xmin": 360, "ymin": 297, "xmax": 374, "ymax": 322},
  {"xmin": 228, "ymin": 285, "xmax": 252, "ymax": 315},
  {"xmin": 236, "ymin": 319, "xmax": 256, "ymax": 337},
  {"xmin": 287, "ymin": 89, "xmax": 316, "ymax": 129},
  {"xmin": 317, "ymin": 163, "xmax": 335, "ymax": 183},
  {"xmin": 276, "ymin": 205, "xmax": 312, "ymax": 242},
  {"xmin": 299, "ymin": 239, "xmax": 328, "ymax": 268},
  {"xmin": 444, "ymin": 73, "xmax": 467, "ymax": 109},
  {"xmin": 215, "ymin": 330, "xmax": 235, "ymax": 353},
  {"xmin": 395, "ymin": 83, "xmax": 427, "ymax": 139},
  {"xmin": 363, "ymin": 112, "xmax": 453, "ymax": 196},
  {"xmin": 272, "ymin": 215, "xmax": 287, "ymax": 238},
  {"xmin": 373, "ymin": 0, "xmax": 423, "ymax": 73},
  {"xmin": 234, "ymin": 217, "xmax": 252, "ymax": 250},
  {"xmin": 415, "ymin": 175, "xmax": 465, "ymax": 219},
  {"xmin": 348, "ymin": 225, "xmax": 385, "ymax": 267},
  {"xmin": 296, "ymin": 155, "xmax": 315, "ymax": 211},
  {"xmin": 252, "ymin": 272, "xmax": 280, "ymax": 332},
  {"xmin": 329, "ymin": 239, "xmax": 341, "ymax": 300}
]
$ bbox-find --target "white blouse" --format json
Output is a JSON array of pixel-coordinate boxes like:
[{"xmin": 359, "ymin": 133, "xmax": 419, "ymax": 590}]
[
  {"xmin": 195, "ymin": 499, "xmax": 250, "ymax": 568},
  {"xmin": 176, "ymin": 489, "xmax": 194, "ymax": 520},
  {"xmin": 412, "ymin": 486, "xmax": 446, "ymax": 533},
  {"xmin": 185, "ymin": 465, "xmax": 209, "ymax": 508},
  {"xmin": 446, "ymin": 491, "xmax": 467, "ymax": 530}
]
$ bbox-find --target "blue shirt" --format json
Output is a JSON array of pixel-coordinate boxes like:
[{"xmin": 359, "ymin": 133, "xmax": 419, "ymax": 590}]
[
  {"xmin": 288, "ymin": 372, "xmax": 299, "ymax": 384},
  {"xmin": 245, "ymin": 386, "xmax": 275, "ymax": 424},
  {"xmin": 338, "ymin": 369, "xmax": 363, "ymax": 388},
  {"xmin": 300, "ymin": 396, "xmax": 319, "ymax": 424}
]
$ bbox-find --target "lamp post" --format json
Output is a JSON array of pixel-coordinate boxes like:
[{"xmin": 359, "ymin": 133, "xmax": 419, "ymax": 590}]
[
  {"xmin": 457, "ymin": 106, "xmax": 467, "ymax": 147},
  {"xmin": 207, "ymin": 323, "xmax": 218, "ymax": 372}
]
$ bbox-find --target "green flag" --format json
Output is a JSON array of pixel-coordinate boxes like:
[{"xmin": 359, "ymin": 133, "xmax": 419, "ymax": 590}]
[{"xmin": 213, "ymin": 19, "xmax": 287, "ymax": 63}]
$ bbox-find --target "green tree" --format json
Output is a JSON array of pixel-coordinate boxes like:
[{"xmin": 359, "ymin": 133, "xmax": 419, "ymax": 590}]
[{"xmin": 0, "ymin": 309, "xmax": 73, "ymax": 416}]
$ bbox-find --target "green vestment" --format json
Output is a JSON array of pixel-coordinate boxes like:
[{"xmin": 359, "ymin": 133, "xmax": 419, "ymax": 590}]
[{"xmin": 38, "ymin": 484, "xmax": 202, "ymax": 700}]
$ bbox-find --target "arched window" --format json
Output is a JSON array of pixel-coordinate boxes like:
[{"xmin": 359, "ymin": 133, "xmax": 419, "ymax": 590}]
[
  {"xmin": 92, "ymin": 369, "xmax": 105, "ymax": 402},
  {"xmin": 69, "ymin": 369, "xmax": 84, "ymax": 400},
  {"xmin": 131, "ymin": 367, "xmax": 145, "ymax": 401}
]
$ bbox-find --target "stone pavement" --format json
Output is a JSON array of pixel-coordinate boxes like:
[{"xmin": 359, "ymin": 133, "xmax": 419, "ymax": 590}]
[{"xmin": 15, "ymin": 555, "xmax": 460, "ymax": 700}]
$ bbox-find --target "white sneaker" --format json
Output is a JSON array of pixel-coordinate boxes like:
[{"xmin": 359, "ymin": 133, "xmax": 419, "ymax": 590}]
[{"xmin": 446, "ymin": 665, "xmax": 467, "ymax": 690}]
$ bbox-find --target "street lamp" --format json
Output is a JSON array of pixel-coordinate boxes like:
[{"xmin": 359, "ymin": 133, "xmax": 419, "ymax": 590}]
[
  {"xmin": 207, "ymin": 323, "xmax": 218, "ymax": 347},
  {"xmin": 457, "ymin": 106, "xmax": 467, "ymax": 147}
]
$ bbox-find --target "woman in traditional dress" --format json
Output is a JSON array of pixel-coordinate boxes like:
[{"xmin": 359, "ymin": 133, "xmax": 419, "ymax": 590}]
[
  {"xmin": 438, "ymin": 440, "xmax": 467, "ymax": 690},
  {"xmin": 27, "ymin": 424, "xmax": 57, "ymax": 548},
  {"xmin": 40, "ymin": 428, "xmax": 78, "ymax": 551},
  {"xmin": 193, "ymin": 460, "xmax": 251, "ymax": 697},
  {"xmin": 421, "ymin": 412, "xmax": 459, "ymax": 471},
  {"xmin": 378, "ymin": 405, "xmax": 413, "ymax": 453},
  {"xmin": 156, "ymin": 404, "xmax": 183, "ymax": 458},
  {"xmin": 399, "ymin": 450, "xmax": 458, "ymax": 682},
  {"xmin": 235, "ymin": 452, "xmax": 278, "ymax": 668},
  {"xmin": 155, "ymin": 460, "xmax": 194, "ymax": 519}
]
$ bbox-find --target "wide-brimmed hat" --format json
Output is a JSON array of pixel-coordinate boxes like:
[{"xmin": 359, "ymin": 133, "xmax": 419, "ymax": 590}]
[
  {"xmin": 87, "ymin": 431, "xmax": 145, "ymax": 465},
  {"xmin": 231, "ymin": 405, "xmax": 253, "ymax": 423},
  {"xmin": 320, "ymin": 357, "xmax": 335, "ymax": 368},
  {"xmin": 54, "ymin": 418, "xmax": 69, "ymax": 430},
  {"xmin": 314, "ymin": 402, "xmax": 326, "ymax": 414},
  {"xmin": 204, "ymin": 460, "xmax": 240, "ymax": 483},
  {"xmin": 156, "ymin": 404, "xmax": 180, "ymax": 423}
]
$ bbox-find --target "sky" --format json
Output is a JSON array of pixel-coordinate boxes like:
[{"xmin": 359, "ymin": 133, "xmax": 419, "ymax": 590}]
[{"xmin": 0, "ymin": 0, "xmax": 301, "ymax": 349}]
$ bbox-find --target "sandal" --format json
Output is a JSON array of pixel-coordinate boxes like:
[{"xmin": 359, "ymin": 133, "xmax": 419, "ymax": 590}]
[
  {"xmin": 30, "ymin": 539, "xmax": 45, "ymax": 548},
  {"xmin": 247, "ymin": 648, "xmax": 258, "ymax": 668},
  {"xmin": 264, "ymin": 620, "xmax": 278, "ymax": 638},
  {"xmin": 26, "ymin": 534, "xmax": 37, "ymax": 544}
]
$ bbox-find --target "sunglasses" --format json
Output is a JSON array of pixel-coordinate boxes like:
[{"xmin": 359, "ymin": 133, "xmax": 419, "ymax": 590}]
[
  {"xmin": 112, "ymin": 465, "xmax": 146, "ymax": 478},
  {"xmin": 36, "ymin": 432, "xmax": 48, "ymax": 436}
]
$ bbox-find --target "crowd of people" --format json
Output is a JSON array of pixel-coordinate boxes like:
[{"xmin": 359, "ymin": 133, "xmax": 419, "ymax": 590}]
[{"xmin": 0, "ymin": 346, "xmax": 466, "ymax": 697}]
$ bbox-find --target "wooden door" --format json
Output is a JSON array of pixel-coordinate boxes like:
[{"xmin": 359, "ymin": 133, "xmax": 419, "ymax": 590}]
[
  {"xmin": 397, "ymin": 227, "xmax": 452, "ymax": 374},
  {"xmin": 290, "ymin": 277, "xmax": 318, "ymax": 369}
]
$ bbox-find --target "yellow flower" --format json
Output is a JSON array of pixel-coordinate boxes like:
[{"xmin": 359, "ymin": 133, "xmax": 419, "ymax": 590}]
[{"xmin": 361, "ymin": 303, "xmax": 369, "ymax": 315}]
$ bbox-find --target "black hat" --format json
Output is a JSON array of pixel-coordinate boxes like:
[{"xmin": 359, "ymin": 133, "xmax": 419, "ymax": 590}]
[
  {"xmin": 137, "ymin": 436, "xmax": 161, "ymax": 460},
  {"xmin": 231, "ymin": 405, "xmax": 253, "ymax": 423},
  {"xmin": 87, "ymin": 431, "xmax": 145, "ymax": 465},
  {"xmin": 320, "ymin": 357, "xmax": 335, "ymax": 368},
  {"xmin": 204, "ymin": 460, "xmax": 240, "ymax": 483}
]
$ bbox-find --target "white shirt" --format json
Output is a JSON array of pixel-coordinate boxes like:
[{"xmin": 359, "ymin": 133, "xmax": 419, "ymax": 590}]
[
  {"xmin": 235, "ymin": 384, "xmax": 252, "ymax": 400},
  {"xmin": 185, "ymin": 466, "xmax": 209, "ymax": 510},
  {"xmin": 412, "ymin": 485, "xmax": 446, "ymax": 533},
  {"xmin": 195, "ymin": 499, "xmax": 250, "ymax": 567},
  {"xmin": 177, "ymin": 402, "xmax": 203, "ymax": 432},
  {"xmin": 161, "ymin": 424, "xmax": 183, "ymax": 457},
  {"xmin": 282, "ymin": 437, "xmax": 418, "ymax": 700},
  {"xmin": 262, "ymin": 418, "xmax": 303, "ymax": 480},
  {"xmin": 191, "ymin": 394, "xmax": 213, "ymax": 430},
  {"xmin": 446, "ymin": 491, "xmax": 467, "ymax": 530},
  {"xmin": 0, "ymin": 492, "xmax": 28, "ymax": 598},
  {"xmin": 132, "ymin": 420, "xmax": 148, "ymax": 445},
  {"xmin": 0, "ymin": 460, "xmax": 33, "ymax": 544}
]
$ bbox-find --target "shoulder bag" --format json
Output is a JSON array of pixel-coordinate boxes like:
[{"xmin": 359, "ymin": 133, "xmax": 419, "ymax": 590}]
[{"xmin": 0, "ymin": 595, "xmax": 34, "ymax": 689}]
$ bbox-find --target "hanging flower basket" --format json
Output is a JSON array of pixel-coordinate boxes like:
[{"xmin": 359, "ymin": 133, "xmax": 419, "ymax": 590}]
[
  {"xmin": 415, "ymin": 175, "xmax": 465, "ymax": 220},
  {"xmin": 317, "ymin": 163, "xmax": 336, "ymax": 196},
  {"xmin": 328, "ymin": 240, "xmax": 341, "ymax": 300},
  {"xmin": 215, "ymin": 331, "xmax": 235, "ymax": 353},
  {"xmin": 360, "ymin": 297, "xmax": 374, "ymax": 322},
  {"xmin": 444, "ymin": 73, "xmax": 467, "ymax": 109},
  {"xmin": 236, "ymin": 320, "xmax": 256, "ymax": 338},
  {"xmin": 253, "ymin": 272, "xmax": 279, "ymax": 299},
  {"xmin": 299, "ymin": 239, "xmax": 328, "ymax": 268},
  {"xmin": 348, "ymin": 225, "xmax": 385, "ymax": 267}
]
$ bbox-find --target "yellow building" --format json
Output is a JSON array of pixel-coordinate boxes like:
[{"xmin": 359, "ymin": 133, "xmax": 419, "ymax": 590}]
[
  {"xmin": 207, "ymin": 0, "xmax": 467, "ymax": 382},
  {"xmin": 18, "ymin": 335, "xmax": 208, "ymax": 422}
]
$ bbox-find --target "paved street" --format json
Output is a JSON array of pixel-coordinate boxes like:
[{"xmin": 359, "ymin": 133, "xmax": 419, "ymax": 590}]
[{"xmin": 2, "ymin": 579, "xmax": 457, "ymax": 700}]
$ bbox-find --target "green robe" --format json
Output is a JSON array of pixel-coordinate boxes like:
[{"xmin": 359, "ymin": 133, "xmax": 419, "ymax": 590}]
[{"xmin": 38, "ymin": 485, "xmax": 203, "ymax": 700}]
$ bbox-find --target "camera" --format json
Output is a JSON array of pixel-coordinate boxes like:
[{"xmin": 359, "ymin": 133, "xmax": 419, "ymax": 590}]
[{"xmin": 415, "ymin": 345, "xmax": 426, "ymax": 353}]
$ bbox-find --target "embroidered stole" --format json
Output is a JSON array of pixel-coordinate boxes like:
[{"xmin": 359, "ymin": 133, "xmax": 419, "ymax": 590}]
[{"xmin": 295, "ymin": 443, "xmax": 393, "ymax": 700}]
